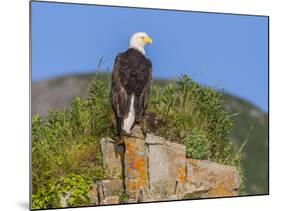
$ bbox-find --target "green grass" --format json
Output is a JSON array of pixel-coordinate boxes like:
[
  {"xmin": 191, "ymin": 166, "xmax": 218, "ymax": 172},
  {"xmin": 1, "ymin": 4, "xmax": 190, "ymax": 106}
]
[{"xmin": 32, "ymin": 75, "xmax": 243, "ymax": 208}]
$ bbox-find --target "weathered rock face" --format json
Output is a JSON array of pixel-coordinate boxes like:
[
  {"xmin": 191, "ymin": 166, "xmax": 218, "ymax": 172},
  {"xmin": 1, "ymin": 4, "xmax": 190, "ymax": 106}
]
[
  {"xmin": 90, "ymin": 179, "xmax": 122, "ymax": 205},
  {"xmin": 100, "ymin": 137, "xmax": 123, "ymax": 178},
  {"xmin": 123, "ymin": 126, "xmax": 149, "ymax": 201},
  {"xmin": 146, "ymin": 134, "xmax": 186, "ymax": 198},
  {"xmin": 92, "ymin": 132, "xmax": 240, "ymax": 205},
  {"xmin": 98, "ymin": 179, "xmax": 123, "ymax": 205},
  {"xmin": 185, "ymin": 159, "xmax": 240, "ymax": 198}
]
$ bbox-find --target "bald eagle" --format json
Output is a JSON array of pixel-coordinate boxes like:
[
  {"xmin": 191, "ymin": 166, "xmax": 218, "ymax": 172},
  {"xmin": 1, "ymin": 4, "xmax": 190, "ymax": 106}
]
[{"xmin": 111, "ymin": 32, "xmax": 153, "ymax": 135}]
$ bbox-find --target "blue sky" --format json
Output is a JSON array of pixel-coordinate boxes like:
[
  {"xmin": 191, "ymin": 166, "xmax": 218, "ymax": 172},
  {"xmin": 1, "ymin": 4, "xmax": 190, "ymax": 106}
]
[{"xmin": 31, "ymin": 2, "xmax": 268, "ymax": 112}]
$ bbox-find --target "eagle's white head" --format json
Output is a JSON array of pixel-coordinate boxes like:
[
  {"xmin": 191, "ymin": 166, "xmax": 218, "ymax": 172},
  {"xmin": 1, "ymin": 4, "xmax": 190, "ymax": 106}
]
[{"xmin": 129, "ymin": 32, "xmax": 153, "ymax": 55}]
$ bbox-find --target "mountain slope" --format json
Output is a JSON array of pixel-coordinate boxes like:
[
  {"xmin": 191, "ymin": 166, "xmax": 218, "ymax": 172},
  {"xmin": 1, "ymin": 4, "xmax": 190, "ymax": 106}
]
[
  {"xmin": 222, "ymin": 94, "xmax": 268, "ymax": 195},
  {"xmin": 31, "ymin": 73, "xmax": 268, "ymax": 195}
]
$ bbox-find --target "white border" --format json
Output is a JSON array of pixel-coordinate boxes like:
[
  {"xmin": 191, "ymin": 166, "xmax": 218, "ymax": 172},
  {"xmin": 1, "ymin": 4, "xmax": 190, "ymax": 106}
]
[
  {"xmin": 34, "ymin": 0, "xmax": 271, "ymax": 16},
  {"xmin": 0, "ymin": 0, "xmax": 279, "ymax": 211}
]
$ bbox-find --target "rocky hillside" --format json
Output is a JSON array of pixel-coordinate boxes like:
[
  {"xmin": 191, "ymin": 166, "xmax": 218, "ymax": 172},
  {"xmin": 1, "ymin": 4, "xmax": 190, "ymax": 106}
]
[{"xmin": 31, "ymin": 72, "xmax": 268, "ymax": 195}]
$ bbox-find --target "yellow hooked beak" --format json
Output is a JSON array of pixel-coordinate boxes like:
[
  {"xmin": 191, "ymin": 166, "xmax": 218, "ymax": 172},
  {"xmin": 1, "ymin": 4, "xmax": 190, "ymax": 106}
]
[{"xmin": 143, "ymin": 36, "xmax": 153, "ymax": 44}]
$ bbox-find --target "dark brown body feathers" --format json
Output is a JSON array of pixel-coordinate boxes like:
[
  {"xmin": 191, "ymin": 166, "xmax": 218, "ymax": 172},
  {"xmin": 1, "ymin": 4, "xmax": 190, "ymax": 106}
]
[{"xmin": 111, "ymin": 48, "xmax": 152, "ymax": 134}]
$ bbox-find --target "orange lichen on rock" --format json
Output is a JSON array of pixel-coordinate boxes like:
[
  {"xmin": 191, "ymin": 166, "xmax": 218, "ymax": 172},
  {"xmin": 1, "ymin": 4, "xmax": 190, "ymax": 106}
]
[
  {"xmin": 207, "ymin": 185, "xmax": 234, "ymax": 197},
  {"xmin": 177, "ymin": 166, "xmax": 186, "ymax": 183},
  {"xmin": 185, "ymin": 158, "xmax": 240, "ymax": 198},
  {"xmin": 123, "ymin": 126, "xmax": 149, "ymax": 200}
]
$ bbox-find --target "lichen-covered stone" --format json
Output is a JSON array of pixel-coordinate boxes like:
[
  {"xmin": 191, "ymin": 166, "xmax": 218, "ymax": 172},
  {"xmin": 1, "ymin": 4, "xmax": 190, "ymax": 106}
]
[
  {"xmin": 100, "ymin": 137, "xmax": 123, "ymax": 178},
  {"xmin": 97, "ymin": 179, "xmax": 123, "ymax": 205},
  {"xmin": 123, "ymin": 125, "xmax": 149, "ymax": 200},
  {"xmin": 145, "ymin": 134, "xmax": 186, "ymax": 196},
  {"xmin": 185, "ymin": 159, "xmax": 240, "ymax": 197},
  {"xmin": 98, "ymin": 179, "xmax": 123, "ymax": 197}
]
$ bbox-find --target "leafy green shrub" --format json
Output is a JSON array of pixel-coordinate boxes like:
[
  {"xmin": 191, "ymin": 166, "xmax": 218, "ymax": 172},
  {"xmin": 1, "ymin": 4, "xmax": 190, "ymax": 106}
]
[
  {"xmin": 183, "ymin": 130, "xmax": 211, "ymax": 159},
  {"xmin": 57, "ymin": 174, "xmax": 93, "ymax": 207},
  {"xmin": 32, "ymin": 174, "xmax": 93, "ymax": 209},
  {"xmin": 32, "ymin": 183, "xmax": 60, "ymax": 209}
]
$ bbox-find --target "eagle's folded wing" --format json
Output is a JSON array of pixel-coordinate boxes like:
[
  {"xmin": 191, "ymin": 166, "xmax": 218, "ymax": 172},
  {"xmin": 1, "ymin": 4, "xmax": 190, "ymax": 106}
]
[
  {"xmin": 135, "ymin": 66, "xmax": 152, "ymax": 121},
  {"xmin": 111, "ymin": 54, "xmax": 130, "ymax": 118}
]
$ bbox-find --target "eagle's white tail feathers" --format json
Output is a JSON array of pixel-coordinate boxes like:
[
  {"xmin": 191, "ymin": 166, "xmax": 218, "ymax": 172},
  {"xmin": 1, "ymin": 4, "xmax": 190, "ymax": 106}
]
[{"xmin": 123, "ymin": 94, "xmax": 135, "ymax": 134}]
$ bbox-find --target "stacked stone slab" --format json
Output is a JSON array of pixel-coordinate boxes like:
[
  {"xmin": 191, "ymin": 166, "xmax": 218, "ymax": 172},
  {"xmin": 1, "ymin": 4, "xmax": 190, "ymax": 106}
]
[
  {"xmin": 145, "ymin": 133, "xmax": 186, "ymax": 200},
  {"xmin": 123, "ymin": 126, "xmax": 149, "ymax": 201},
  {"xmin": 90, "ymin": 179, "xmax": 122, "ymax": 205},
  {"xmin": 185, "ymin": 159, "xmax": 240, "ymax": 198},
  {"xmin": 100, "ymin": 137, "xmax": 123, "ymax": 178}
]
